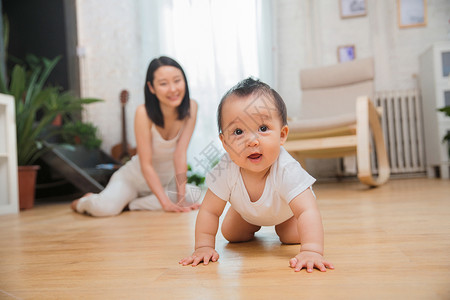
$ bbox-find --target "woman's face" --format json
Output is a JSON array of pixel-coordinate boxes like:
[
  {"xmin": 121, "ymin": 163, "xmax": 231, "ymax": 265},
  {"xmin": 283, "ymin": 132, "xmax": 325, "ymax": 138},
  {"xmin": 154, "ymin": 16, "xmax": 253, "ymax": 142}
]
[{"xmin": 148, "ymin": 66, "xmax": 186, "ymax": 108}]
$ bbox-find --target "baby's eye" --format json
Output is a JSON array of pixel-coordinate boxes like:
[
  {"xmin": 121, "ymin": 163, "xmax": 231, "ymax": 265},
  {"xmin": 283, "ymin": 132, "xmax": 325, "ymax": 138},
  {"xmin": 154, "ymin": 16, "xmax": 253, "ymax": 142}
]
[
  {"xmin": 259, "ymin": 125, "xmax": 268, "ymax": 132},
  {"xmin": 233, "ymin": 128, "xmax": 243, "ymax": 136}
]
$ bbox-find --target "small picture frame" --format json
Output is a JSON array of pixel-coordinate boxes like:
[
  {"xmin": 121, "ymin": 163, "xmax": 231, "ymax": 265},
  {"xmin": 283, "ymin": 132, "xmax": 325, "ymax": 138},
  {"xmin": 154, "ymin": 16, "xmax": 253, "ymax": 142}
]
[
  {"xmin": 338, "ymin": 45, "xmax": 356, "ymax": 63},
  {"xmin": 398, "ymin": 0, "xmax": 427, "ymax": 28},
  {"xmin": 340, "ymin": 0, "xmax": 367, "ymax": 19}
]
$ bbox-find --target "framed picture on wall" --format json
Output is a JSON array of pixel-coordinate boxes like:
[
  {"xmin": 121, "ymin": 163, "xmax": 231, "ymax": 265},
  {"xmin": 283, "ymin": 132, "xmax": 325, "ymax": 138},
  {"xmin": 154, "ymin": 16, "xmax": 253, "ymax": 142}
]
[
  {"xmin": 340, "ymin": 0, "xmax": 367, "ymax": 19},
  {"xmin": 338, "ymin": 45, "xmax": 356, "ymax": 63},
  {"xmin": 398, "ymin": 0, "xmax": 427, "ymax": 28}
]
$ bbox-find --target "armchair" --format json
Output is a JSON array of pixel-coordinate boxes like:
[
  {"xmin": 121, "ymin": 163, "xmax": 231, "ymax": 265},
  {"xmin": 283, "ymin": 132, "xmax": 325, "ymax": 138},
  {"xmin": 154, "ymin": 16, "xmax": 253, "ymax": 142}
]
[{"xmin": 284, "ymin": 57, "xmax": 390, "ymax": 186}]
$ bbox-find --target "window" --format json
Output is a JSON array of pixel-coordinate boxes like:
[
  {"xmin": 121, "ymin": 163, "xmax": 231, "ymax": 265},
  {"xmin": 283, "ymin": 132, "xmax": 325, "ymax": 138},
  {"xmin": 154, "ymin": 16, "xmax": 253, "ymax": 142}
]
[{"xmin": 147, "ymin": 0, "xmax": 274, "ymax": 171}]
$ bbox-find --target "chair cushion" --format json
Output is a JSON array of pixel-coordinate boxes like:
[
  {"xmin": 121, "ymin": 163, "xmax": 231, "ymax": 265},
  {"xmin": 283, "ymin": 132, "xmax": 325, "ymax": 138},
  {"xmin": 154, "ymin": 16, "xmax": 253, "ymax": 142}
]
[
  {"xmin": 300, "ymin": 57, "xmax": 374, "ymax": 90},
  {"xmin": 288, "ymin": 113, "xmax": 356, "ymax": 133},
  {"xmin": 298, "ymin": 57, "xmax": 375, "ymax": 120},
  {"xmin": 299, "ymin": 81, "xmax": 374, "ymax": 119}
]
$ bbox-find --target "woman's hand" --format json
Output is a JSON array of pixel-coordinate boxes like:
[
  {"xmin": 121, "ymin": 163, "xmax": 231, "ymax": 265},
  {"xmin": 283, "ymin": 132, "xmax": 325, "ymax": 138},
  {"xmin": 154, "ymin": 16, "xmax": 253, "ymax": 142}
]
[
  {"xmin": 289, "ymin": 251, "xmax": 334, "ymax": 273},
  {"xmin": 161, "ymin": 200, "xmax": 192, "ymax": 213},
  {"xmin": 179, "ymin": 246, "xmax": 219, "ymax": 266},
  {"xmin": 177, "ymin": 194, "xmax": 201, "ymax": 210},
  {"xmin": 188, "ymin": 202, "xmax": 202, "ymax": 210}
]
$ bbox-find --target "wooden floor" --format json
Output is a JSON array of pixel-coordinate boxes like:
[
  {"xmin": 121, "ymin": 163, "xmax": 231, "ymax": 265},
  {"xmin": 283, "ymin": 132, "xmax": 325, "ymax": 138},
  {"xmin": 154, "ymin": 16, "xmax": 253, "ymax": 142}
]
[{"xmin": 0, "ymin": 178, "xmax": 449, "ymax": 299}]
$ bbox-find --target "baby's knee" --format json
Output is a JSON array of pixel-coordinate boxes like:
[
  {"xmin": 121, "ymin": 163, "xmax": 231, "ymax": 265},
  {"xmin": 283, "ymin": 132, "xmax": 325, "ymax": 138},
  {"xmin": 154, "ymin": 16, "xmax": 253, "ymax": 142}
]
[
  {"xmin": 278, "ymin": 235, "xmax": 300, "ymax": 245},
  {"xmin": 221, "ymin": 224, "xmax": 254, "ymax": 243},
  {"xmin": 220, "ymin": 224, "xmax": 234, "ymax": 242},
  {"xmin": 275, "ymin": 227, "xmax": 300, "ymax": 244}
]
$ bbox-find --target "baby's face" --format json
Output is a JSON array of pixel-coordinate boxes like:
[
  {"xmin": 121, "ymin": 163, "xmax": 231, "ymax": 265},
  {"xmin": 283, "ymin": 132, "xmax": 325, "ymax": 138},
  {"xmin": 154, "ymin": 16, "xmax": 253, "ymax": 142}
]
[{"xmin": 219, "ymin": 94, "xmax": 288, "ymax": 176}]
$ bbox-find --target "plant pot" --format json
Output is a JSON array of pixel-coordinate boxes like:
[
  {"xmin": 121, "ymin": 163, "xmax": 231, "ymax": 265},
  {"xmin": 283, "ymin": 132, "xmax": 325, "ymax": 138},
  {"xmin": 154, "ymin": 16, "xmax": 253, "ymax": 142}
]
[
  {"xmin": 18, "ymin": 165, "xmax": 40, "ymax": 210},
  {"xmin": 52, "ymin": 114, "xmax": 62, "ymax": 126}
]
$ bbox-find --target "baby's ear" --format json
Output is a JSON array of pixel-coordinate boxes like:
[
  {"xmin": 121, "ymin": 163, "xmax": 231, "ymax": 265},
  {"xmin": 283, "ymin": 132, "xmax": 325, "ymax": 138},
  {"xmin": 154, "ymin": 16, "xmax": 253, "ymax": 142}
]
[
  {"xmin": 219, "ymin": 133, "xmax": 231, "ymax": 153},
  {"xmin": 280, "ymin": 125, "xmax": 289, "ymax": 145}
]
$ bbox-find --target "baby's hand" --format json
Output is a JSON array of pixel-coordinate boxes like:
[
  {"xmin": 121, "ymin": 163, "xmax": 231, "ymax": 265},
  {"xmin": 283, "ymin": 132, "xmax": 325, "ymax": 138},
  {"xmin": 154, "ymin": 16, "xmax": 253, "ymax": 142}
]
[
  {"xmin": 289, "ymin": 251, "xmax": 334, "ymax": 273},
  {"xmin": 179, "ymin": 247, "xmax": 219, "ymax": 266}
]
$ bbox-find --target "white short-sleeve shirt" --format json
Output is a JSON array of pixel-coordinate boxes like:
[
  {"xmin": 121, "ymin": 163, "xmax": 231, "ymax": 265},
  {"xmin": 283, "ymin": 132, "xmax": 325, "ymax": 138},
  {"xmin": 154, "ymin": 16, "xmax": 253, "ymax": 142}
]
[{"xmin": 206, "ymin": 147, "xmax": 316, "ymax": 226}]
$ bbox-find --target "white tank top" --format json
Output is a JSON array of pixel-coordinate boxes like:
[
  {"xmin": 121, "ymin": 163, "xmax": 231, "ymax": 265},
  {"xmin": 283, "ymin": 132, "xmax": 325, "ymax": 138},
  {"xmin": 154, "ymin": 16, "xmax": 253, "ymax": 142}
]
[{"xmin": 149, "ymin": 124, "xmax": 183, "ymax": 185}]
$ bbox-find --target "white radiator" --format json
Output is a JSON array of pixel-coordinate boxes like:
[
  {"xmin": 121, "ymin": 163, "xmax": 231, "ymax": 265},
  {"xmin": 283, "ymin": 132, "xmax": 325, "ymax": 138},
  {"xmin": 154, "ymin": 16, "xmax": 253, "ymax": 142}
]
[{"xmin": 374, "ymin": 90, "xmax": 426, "ymax": 175}]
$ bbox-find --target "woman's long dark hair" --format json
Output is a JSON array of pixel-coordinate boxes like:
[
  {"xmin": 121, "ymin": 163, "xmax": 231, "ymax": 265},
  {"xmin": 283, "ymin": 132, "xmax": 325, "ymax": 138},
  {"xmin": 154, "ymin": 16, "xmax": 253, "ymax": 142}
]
[{"xmin": 144, "ymin": 56, "xmax": 191, "ymax": 128}]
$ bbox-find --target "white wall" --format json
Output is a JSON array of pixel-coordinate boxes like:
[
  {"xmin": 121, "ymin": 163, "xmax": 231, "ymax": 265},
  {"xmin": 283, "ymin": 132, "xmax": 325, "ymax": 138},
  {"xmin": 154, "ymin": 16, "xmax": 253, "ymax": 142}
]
[
  {"xmin": 275, "ymin": 0, "xmax": 450, "ymax": 178},
  {"xmin": 76, "ymin": 0, "xmax": 450, "ymax": 175},
  {"xmin": 76, "ymin": 0, "xmax": 159, "ymax": 153},
  {"xmin": 276, "ymin": 0, "xmax": 450, "ymax": 117}
]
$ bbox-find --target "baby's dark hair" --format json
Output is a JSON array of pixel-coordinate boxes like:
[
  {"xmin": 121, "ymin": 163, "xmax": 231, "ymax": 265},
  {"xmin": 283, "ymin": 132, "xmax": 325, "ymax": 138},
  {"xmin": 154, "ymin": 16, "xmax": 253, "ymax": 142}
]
[{"xmin": 217, "ymin": 77, "xmax": 287, "ymax": 133}]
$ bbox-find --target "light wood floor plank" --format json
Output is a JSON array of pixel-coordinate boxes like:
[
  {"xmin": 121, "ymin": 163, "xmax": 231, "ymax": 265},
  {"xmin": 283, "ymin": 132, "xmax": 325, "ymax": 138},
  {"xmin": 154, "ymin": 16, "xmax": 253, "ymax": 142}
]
[{"xmin": 0, "ymin": 178, "xmax": 449, "ymax": 299}]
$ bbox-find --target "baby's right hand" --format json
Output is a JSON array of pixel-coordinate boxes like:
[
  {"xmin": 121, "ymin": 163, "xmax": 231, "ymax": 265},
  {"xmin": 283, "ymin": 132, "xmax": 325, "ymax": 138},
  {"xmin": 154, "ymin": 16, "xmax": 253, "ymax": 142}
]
[{"xmin": 179, "ymin": 247, "xmax": 219, "ymax": 266}]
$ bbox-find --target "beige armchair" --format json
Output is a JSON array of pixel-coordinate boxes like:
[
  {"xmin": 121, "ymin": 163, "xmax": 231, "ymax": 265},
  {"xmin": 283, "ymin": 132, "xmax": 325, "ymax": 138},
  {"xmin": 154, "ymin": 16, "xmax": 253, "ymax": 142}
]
[{"xmin": 284, "ymin": 57, "xmax": 390, "ymax": 186}]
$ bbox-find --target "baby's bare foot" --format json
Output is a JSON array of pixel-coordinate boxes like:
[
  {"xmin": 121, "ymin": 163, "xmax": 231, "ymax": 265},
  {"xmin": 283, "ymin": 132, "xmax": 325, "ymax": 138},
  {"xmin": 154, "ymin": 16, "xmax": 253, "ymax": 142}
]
[{"xmin": 71, "ymin": 193, "xmax": 92, "ymax": 212}]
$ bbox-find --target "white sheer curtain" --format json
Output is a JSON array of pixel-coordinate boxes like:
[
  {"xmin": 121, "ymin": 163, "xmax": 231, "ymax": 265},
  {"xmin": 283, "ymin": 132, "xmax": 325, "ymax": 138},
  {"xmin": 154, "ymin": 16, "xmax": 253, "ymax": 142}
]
[{"xmin": 141, "ymin": 0, "xmax": 274, "ymax": 174}]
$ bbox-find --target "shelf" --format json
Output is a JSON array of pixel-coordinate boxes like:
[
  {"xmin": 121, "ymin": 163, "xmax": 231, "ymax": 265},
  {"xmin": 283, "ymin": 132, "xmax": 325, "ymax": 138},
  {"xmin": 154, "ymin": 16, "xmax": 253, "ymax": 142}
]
[
  {"xmin": 419, "ymin": 41, "xmax": 450, "ymax": 179},
  {"xmin": 0, "ymin": 93, "xmax": 19, "ymax": 214}
]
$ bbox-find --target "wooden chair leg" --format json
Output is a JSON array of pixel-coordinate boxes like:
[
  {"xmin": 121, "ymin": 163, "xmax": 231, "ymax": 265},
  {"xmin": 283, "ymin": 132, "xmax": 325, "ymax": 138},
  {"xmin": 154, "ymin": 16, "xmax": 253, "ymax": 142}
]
[{"xmin": 356, "ymin": 96, "xmax": 390, "ymax": 186}]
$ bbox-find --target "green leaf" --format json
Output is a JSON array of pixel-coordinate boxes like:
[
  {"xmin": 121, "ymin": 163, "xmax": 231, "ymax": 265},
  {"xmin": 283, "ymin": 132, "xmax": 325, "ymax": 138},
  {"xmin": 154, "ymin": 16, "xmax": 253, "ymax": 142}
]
[
  {"xmin": 0, "ymin": 66, "xmax": 8, "ymax": 93},
  {"xmin": 9, "ymin": 65, "xmax": 26, "ymax": 101},
  {"xmin": 35, "ymin": 56, "xmax": 60, "ymax": 90},
  {"xmin": 437, "ymin": 106, "xmax": 450, "ymax": 117}
]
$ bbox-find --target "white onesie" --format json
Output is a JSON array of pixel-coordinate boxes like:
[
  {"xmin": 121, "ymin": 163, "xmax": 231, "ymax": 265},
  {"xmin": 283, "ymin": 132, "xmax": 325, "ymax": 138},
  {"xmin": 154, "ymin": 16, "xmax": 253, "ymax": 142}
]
[{"xmin": 206, "ymin": 147, "xmax": 316, "ymax": 226}]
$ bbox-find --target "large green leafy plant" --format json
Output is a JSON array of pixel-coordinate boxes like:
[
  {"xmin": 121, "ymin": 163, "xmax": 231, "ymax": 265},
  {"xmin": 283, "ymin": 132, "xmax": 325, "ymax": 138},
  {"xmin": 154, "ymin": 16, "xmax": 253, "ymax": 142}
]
[
  {"xmin": 438, "ymin": 106, "xmax": 450, "ymax": 158},
  {"xmin": 0, "ymin": 55, "xmax": 102, "ymax": 165}
]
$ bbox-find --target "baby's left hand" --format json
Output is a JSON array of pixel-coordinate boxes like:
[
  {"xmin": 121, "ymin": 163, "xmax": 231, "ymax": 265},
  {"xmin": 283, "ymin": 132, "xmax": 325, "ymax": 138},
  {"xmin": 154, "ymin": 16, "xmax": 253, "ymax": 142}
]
[{"xmin": 289, "ymin": 251, "xmax": 334, "ymax": 273}]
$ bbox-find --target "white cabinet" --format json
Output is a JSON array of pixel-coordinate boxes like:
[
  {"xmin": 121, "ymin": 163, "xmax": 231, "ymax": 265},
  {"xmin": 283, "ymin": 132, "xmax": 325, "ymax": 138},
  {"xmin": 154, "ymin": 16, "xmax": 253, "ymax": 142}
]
[
  {"xmin": 0, "ymin": 93, "xmax": 18, "ymax": 214},
  {"xmin": 419, "ymin": 42, "xmax": 450, "ymax": 179}
]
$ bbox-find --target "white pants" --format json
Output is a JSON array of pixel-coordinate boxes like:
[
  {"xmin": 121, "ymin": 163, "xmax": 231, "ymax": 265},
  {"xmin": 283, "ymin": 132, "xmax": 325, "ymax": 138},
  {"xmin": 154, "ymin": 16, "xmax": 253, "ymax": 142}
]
[{"xmin": 76, "ymin": 157, "xmax": 202, "ymax": 217}]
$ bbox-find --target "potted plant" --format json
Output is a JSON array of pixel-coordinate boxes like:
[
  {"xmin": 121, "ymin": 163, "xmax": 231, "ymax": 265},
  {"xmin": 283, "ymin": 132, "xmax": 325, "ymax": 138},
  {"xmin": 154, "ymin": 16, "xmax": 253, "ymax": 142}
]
[
  {"xmin": 61, "ymin": 120, "xmax": 102, "ymax": 150},
  {"xmin": 0, "ymin": 55, "xmax": 102, "ymax": 209},
  {"xmin": 438, "ymin": 106, "xmax": 450, "ymax": 159}
]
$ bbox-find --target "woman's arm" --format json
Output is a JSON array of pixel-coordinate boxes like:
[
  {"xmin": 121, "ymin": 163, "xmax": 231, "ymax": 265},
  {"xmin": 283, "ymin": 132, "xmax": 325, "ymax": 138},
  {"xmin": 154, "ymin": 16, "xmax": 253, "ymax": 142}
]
[
  {"xmin": 173, "ymin": 100, "xmax": 198, "ymax": 204},
  {"xmin": 134, "ymin": 104, "xmax": 189, "ymax": 212},
  {"xmin": 179, "ymin": 189, "xmax": 227, "ymax": 266}
]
